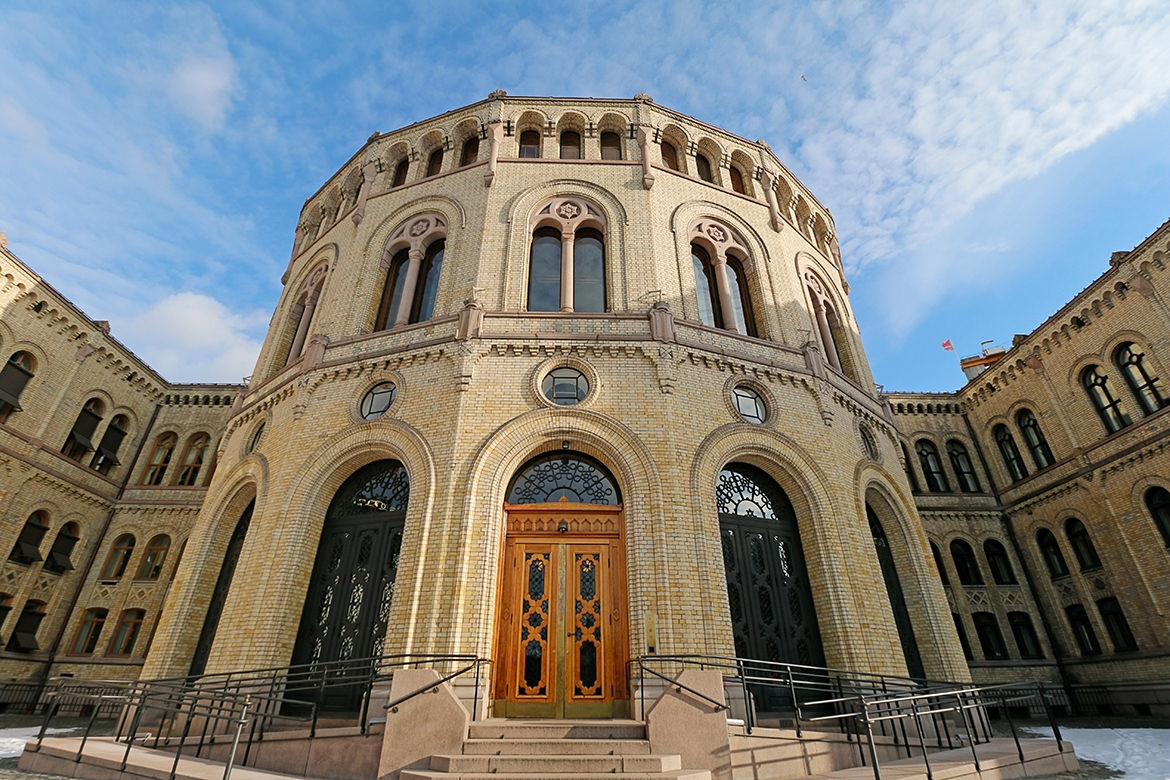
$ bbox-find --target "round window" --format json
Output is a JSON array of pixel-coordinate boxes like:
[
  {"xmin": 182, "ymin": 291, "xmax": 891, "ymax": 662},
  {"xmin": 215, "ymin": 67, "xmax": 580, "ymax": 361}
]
[
  {"xmin": 861, "ymin": 426, "xmax": 879, "ymax": 460},
  {"xmin": 732, "ymin": 386, "xmax": 766, "ymax": 424},
  {"xmin": 360, "ymin": 382, "xmax": 397, "ymax": 420},
  {"xmin": 246, "ymin": 423, "xmax": 265, "ymax": 454},
  {"xmin": 542, "ymin": 367, "xmax": 589, "ymax": 406}
]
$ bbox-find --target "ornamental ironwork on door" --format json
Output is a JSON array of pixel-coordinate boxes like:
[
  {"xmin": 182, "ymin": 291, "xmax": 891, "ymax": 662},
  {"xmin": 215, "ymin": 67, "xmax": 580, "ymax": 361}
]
[
  {"xmin": 290, "ymin": 460, "xmax": 407, "ymax": 710},
  {"xmin": 717, "ymin": 465, "xmax": 824, "ymax": 670}
]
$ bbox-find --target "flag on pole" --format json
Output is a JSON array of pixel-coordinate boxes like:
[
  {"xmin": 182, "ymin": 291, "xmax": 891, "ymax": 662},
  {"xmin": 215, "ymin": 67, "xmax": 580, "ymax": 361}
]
[{"xmin": 942, "ymin": 339, "xmax": 955, "ymax": 351}]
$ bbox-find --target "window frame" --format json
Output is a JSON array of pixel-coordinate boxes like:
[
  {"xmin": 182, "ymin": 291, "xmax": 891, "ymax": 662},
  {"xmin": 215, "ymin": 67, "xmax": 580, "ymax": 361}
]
[
  {"xmin": 0, "ymin": 351, "xmax": 35, "ymax": 424},
  {"xmin": 43, "ymin": 522, "xmax": 80, "ymax": 574},
  {"xmin": 971, "ymin": 611, "xmax": 1009, "ymax": 660},
  {"xmin": 107, "ymin": 608, "xmax": 146, "ymax": 657},
  {"xmin": 99, "ymin": 534, "xmax": 136, "ymax": 581},
  {"xmin": 174, "ymin": 433, "xmax": 210, "ymax": 487},
  {"xmin": 1065, "ymin": 603, "xmax": 1101, "ymax": 655},
  {"xmin": 994, "ymin": 424, "xmax": 1028, "ymax": 482},
  {"xmin": 1065, "ymin": 517, "xmax": 1102, "ymax": 571},
  {"xmin": 695, "ymin": 153, "xmax": 714, "ymax": 182},
  {"xmin": 1096, "ymin": 597, "xmax": 1138, "ymax": 652},
  {"xmin": 946, "ymin": 440, "xmax": 981, "ymax": 492},
  {"xmin": 1016, "ymin": 409, "xmax": 1055, "ymax": 469},
  {"xmin": 915, "ymin": 440, "xmax": 951, "ymax": 492},
  {"xmin": 729, "ymin": 166, "xmax": 746, "ymax": 194},
  {"xmin": 559, "ymin": 130, "xmax": 581, "ymax": 160},
  {"xmin": 1082, "ymin": 365, "xmax": 1131, "ymax": 433},
  {"xmin": 70, "ymin": 608, "xmax": 108, "ymax": 656},
  {"xmin": 425, "ymin": 148, "xmax": 443, "ymax": 177},
  {"xmin": 9, "ymin": 512, "xmax": 49, "ymax": 565},
  {"xmin": 6, "ymin": 600, "xmax": 46, "ymax": 653},
  {"xmin": 62, "ymin": 398, "xmax": 104, "ymax": 461},
  {"xmin": 142, "ymin": 432, "xmax": 177, "ymax": 485},
  {"xmin": 983, "ymin": 539, "xmax": 1017, "ymax": 585},
  {"xmin": 135, "ymin": 535, "xmax": 171, "ymax": 581},
  {"xmin": 518, "ymin": 130, "xmax": 541, "ymax": 158},
  {"xmin": 1007, "ymin": 612, "xmax": 1044, "ymax": 659},
  {"xmin": 1115, "ymin": 342, "xmax": 1165, "ymax": 415},
  {"xmin": 459, "ymin": 136, "xmax": 479, "ymax": 167},
  {"xmin": 1146, "ymin": 486, "xmax": 1170, "ymax": 547},
  {"xmin": 599, "ymin": 131, "xmax": 622, "ymax": 160},
  {"xmin": 1036, "ymin": 529, "xmax": 1069, "ymax": 578},
  {"xmin": 391, "ymin": 158, "xmax": 409, "ymax": 188},
  {"xmin": 949, "ymin": 539, "xmax": 984, "ymax": 586},
  {"xmin": 660, "ymin": 140, "xmax": 679, "ymax": 170}
]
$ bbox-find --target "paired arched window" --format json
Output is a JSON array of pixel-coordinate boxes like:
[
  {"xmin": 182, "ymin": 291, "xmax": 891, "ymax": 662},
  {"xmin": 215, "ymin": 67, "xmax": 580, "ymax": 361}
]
[
  {"xmin": 1065, "ymin": 518, "xmax": 1101, "ymax": 571},
  {"xmin": 174, "ymin": 434, "xmax": 209, "ymax": 486},
  {"xmin": 930, "ymin": 542, "xmax": 950, "ymax": 587},
  {"xmin": 62, "ymin": 398, "xmax": 104, "ymax": 461},
  {"xmin": 915, "ymin": 440, "xmax": 950, "ymax": 492},
  {"xmin": 600, "ymin": 132, "xmax": 622, "ymax": 160},
  {"xmin": 1082, "ymin": 365, "xmax": 1131, "ymax": 433},
  {"xmin": 949, "ymin": 540, "xmax": 983, "ymax": 585},
  {"xmin": 460, "ymin": 136, "xmax": 480, "ymax": 166},
  {"xmin": 1097, "ymin": 597, "xmax": 1137, "ymax": 652},
  {"xmin": 559, "ymin": 131, "xmax": 581, "ymax": 159},
  {"xmin": 108, "ymin": 608, "xmax": 146, "ymax": 656},
  {"xmin": 660, "ymin": 140, "xmax": 679, "ymax": 170},
  {"xmin": 946, "ymin": 440, "xmax": 981, "ymax": 492},
  {"xmin": 100, "ymin": 534, "xmax": 136, "ymax": 580},
  {"xmin": 9, "ymin": 511, "xmax": 49, "ymax": 565},
  {"xmin": 141, "ymin": 433, "xmax": 177, "ymax": 485},
  {"xmin": 983, "ymin": 539, "xmax": 1017, "ymax": 585},
  {"xmin": 1016, "ymin": 409, "xmax": 1054, "ymax": 469},
  {"xmin": 1147, "ymin": 486, "xmax": 1170, "ymax": 547},
  {"xmin": 136, "ymin": 535, "xmax": 170, "ymax": 580},
  {"xmin": 527, "ymin": 199, "xmax": 607, "ymax": 314},
  {"xmin": 0, "ymin": 351, "xmax": 35, "ymax": 424},
  {"xmin": 519, "ymin": 130, "xmax": 541, "ymax": 158},
  {"xmin": 994, "ymin": 424, "xmax": 1028, "ymax": 482},
  {"xmin": 425, "ymin": 148, "xmax": 444, "ymax": 177},
  {"xmin": 692, "ymin": 245, "xmax": 754, "ymax": 335},
  {"xmin": 43, "ymin": 522, "xmax": 80, "ymax": 574},
  {"xmin": 1115, "ymin": 342, "xmax": 1165, "ymax": 415},
  {"xmin": 283, "ymin": 263, "xmax": 328, "ymax": 366},
  {"xmin": 1065, "ymin": 604, "xmax": 1101, "ymax": 655},
  {"xmin": 1036, "ymin": 529, "xmax": 1069, "ymax": 578},
  {"xmin": 377, "ymin": 215, "xmax": 448, "ymax": 330}
]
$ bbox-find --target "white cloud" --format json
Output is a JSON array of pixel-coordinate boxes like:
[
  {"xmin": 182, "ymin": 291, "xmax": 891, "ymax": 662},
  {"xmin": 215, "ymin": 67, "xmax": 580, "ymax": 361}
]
[{"xmin": 169, "ymin": 55, "xmax": 238, "ymax": 131}]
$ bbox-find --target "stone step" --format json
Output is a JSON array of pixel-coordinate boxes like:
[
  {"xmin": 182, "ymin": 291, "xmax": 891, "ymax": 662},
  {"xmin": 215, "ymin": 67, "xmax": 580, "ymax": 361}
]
[
  {"xmin": 467, "ymin": 719, "xmax": 646, "ymax": 740},
  {"xmin": 401, "ymin": 771, "xmax": 710, "ymax": 780},
  {"xmin": 429, "ymin": 753, "xmax": 681, "ymax": 773},
  {"xmin": 463, "ymin": 737, "xmax": 652, "ymax": 755}
]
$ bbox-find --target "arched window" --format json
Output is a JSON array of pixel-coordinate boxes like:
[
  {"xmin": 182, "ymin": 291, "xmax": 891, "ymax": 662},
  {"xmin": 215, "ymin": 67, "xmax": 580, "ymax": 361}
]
[
  {"xmin": 729, "ymin": 166, "xmax": 746, "ymax": 194},
  {"xmin": 1016, "ymin": 409, "xmax": 1054, "ymax": 469},
  {"xmin": 901, "ymin": 441, "xmax": 920, "ymax": 492},
  {"xmin": 136, "ymin": 535, "xmax": 171, "ymax": 580},
  {"xmin": 377, "ymin": 248, "xmax": 410, "ymax": 328},
  {"xmin": 559, "ymin": 130, "xmax": 581, "ymax": 159},
  {"xmin": 99, "ymin": 534, "xmax": 136, "ymax": 580},
  {"xmin": 141, "ymin": 433, "xmax": 177, "ymax": 485},
  {"xmin": 930, "ymin": 542, "xmax": 950, "ymax": 587},
  {"xmin": 174, "ymin": 433, "xmax": 209, "ymax": 486},
  {"xmin": 0, "ymin": 351, "xmax": 35, "ymax": 424},
  {"xmin": 573, "ymin": 229, "xmax": 605, "ymax": 313},
  {"xmin": 804, "ymin": 272, "xmax": 853, "ymax": 377},
  {"xmin": 528, "ymin": 227, "xmax": 563, "ymax": 312},
  {"xmin": 9, "ymin": 511, "xmax": 49, "ymax": 564},
  {"xmin": 507, "ymin": 452, "xmax": 621, "ymax": 505},
  {"xmin": 1036, "ymin": 529, "xmax": 1069, "ymax": 578},
  {"xmin": 62, "ymin": 398, "xmax": 104, "ymax": 460},
  {"xmin": 425, "ymin": 148, "xmax": 443, "ymax": 177},
  {"xmin": 391, "ymin": 158, "xmax": 409, "ymax": 187},
  {"xmin": 71, "ymin": 608, "xmax": 108, "ymax": 655},
  {"xmin": 994, "ymin": 424, "xmax": 1028, "ymax": 481},
  {"xmin": 692, "ymin": 245, "xmax": 719, "ymax": 328},
  {"xmin": 946, "ymin": 440, "xmax": 981, "ymax": 492},
  {"xmin": 1082, "ymin": 366, "xmax": 1131, "ymax": 433},
  {"xmin": 377, "ymin": 240, "xmax": 446, "ymax": 329},
  {"xmin": 519, "ymin": 130, "xmax": 541, "ymax": 158},
  {"xmin": 600, "ymin": 131, "xmax": 622, "ymax": 160},
  {"xmin": 1115, "ymin": 342, "xmax": 1165, "ymax": 415},
  {"xmin": 691, "ymin": 245, "xmax": 755, "ymax": 335},
  {"xmin": 460, "ymin": 136, "xmax": 479, "ymax": 166},
  {"xmin": 915, "ymin": 440, "xmax": 950, "ymax": 492},
  {"xmin": 949, "ymin": 540, "xmax": 983, "ymax": 585},
  {"xmin": 724, "ymin": 257, "xmax": 754, "ymax": 336},
  {"xmin": 971, "ymin": 612, "xmax": 1008, "ymax": 660},
  {"xmin": 660, "ymin": 140, "xmax": 679, "ymax": 170},
  {"xmin": 526, "ymin": 202, "xmax": 607, "ymax": 314},
  {"xmin": 1146, "ymin": 486, "xmax": 1170, "ymax": 547},
  {"xmin": 983, "ymin": 539, "xmax": 1017, "ymax": 585},
  {"xmin": 1096, "ymin": 597, "xmax": 1137, "ymax": 652},
  {"xmin": 413, "ymin": 240, "xmax": 445, "ymax": 322},
  {"xmin": 952, "ymin": 613, "xmax": 974, "ymax": 660},
  {"xmin": 1008, "ymin": 612, "xmax": 1044, "ymax": 658},
  {"xmin": 1065, "ymin": 518, "xmax": 1102, "ymax": 571},
  {"xmin": 43, "ymin": 522, "xmax": 80, "ymax": 574},
  {"xmin": 695, "ymin": 153, "xmax": 714, "ymax": 182},
  {"xmin": 6, "ymin": 600, "xmax": 45, "ymax": 652},
  {"xmin": 91, "ymin": 413, "xmax": 128, "ymax": 474},
  {"xmin": 283, "ymin": 264, "xmax": 327, "ymax": 366},
  {"xmin": 108, "ymin": 609, "xmax": 145, "ymax": 657},
  {"xmin": 1065, "ymin": 604, "xmax": 1101, "ymax": 655}
]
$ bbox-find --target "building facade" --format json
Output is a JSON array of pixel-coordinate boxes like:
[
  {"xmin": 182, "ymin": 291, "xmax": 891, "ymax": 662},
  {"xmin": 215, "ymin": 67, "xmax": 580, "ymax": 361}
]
[{"xmin": 1, "ymin": 94, "xmax": 1166, "ymax": 716}]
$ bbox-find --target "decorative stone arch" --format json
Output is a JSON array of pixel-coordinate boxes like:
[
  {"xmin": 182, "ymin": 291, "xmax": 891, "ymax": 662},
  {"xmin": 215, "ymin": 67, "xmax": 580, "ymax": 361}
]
[
  {"xmin": 657, "ymin": 124, "xmax": 690, "ymax": 173},
  {"xmin": 451, "ymin": 117, "xmax": 482, "ymax": 166},
  {"xmin": 554, "ymin": 111, "xmax": 586, "ymax": 159},
  {"xmin": 512, "ymin": 109, "xmax": 550, "ymax": 157},
  {"xmin": 503, "ymin": 180, "xmax": 629, "ymax": 311},
  {"xmin": 595, "ymin": 112, "xmax": 631, "ymax": 159},
  {"xmin": 417, "ymin": 129, "xmax": 447, "ymax": 177},
  {"xmin": 811, "ymin": 212, "xmax": 832, "ymax": 256},
  {"xmin": 380, "ymin": 141, "xmax": 412, "ymax": 190},
  {"xmin": 728, "ymin": 150, "xmax": 756, "ymax": 197},
  {"xmin": 693, "ymin": 137, "xmax": 725, "ymax": 185},
  {"xmin": 793, "ymin": 196, "xmax": 813, "ymax": 241},
  {"xmin": 457, "ymin": 406, "xmax": 665, "ymax": 657},
  {"xmin": 319, "ymin": 186, "xmax": 342, "ymax": 231},
  {"xmin": 772, "ymin": 175, "xmax": 794, "ymax": 222}
]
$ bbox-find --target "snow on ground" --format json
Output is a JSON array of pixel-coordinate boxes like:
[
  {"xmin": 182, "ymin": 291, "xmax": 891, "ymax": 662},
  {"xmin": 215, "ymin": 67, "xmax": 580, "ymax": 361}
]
[
  {"xmin": 1025, "ymin": 726, "xmax": 1170, "ymax": 780},
  {"xmin": 0, "ymin": 727, "xmax": 81, "ymax": 759}
]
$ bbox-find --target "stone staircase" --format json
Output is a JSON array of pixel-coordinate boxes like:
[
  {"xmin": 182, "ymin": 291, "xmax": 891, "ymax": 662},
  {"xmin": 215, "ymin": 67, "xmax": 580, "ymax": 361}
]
[{"xmin": 399, "ymin": 719, "xmax": 711, "ymax": 779}]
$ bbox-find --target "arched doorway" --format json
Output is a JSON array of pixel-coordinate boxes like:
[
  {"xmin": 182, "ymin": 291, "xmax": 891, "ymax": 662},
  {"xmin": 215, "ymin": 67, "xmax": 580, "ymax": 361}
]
[
  {"xmin": 189, "ymin": 500, "xmax": 253, "ymax": 676},
  {"xmin": 290, "ymin": 460, "xmax": 407, "ymax": 710},
  {"xmin": 717, "ymin": 464, "xmax": 824, "ymax": 668},
  {"xmin": 493, "ymin": 452, "xmax": 628, "ymax": 717},
  {"xmin": 867, "ymin": 503, "xmax": 925, "ymax": 678}
]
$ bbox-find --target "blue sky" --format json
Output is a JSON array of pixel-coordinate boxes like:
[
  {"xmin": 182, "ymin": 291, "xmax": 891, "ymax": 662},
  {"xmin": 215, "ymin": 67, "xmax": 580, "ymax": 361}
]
[{"xmin": 2, "ymin": 1, "xmax": 1169, "ymax": 391}]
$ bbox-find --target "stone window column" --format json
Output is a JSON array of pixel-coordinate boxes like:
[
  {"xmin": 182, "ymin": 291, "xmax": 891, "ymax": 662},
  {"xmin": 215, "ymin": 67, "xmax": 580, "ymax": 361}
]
[
  {"xmin": 560, "ymin": 230, "xmax": 575, "ymax": 312},
  {"xmin": 394, "ymin": 248, "xmax": 426, "ymax": 327},
  {"xmin": 710, "ymin": 250, "xmax": 738, "ymax": 334},
  {"xmin": 288, "ymin": 287, "xmax": 319, "ymax": 363}
]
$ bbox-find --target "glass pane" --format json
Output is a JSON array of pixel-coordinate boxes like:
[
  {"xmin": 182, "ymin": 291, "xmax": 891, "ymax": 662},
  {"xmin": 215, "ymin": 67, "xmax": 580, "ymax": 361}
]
[
  {"xmin": 693, "ymin": 254, "xmax": 716, "ymax": 327},
  {"xmin": 573, "ymin": 236, "xmax": 605, "ymax": 312},
  {"xmin": 414, "ymin": 245, "xmax": 443, "ymax": 321},
  {"xmin": 725, "ymin": 262, "xmax": 750, "ymax": 334},
  {"xmin": 528, "ymin": 233, "xmax": 561, "ymax": 311}
]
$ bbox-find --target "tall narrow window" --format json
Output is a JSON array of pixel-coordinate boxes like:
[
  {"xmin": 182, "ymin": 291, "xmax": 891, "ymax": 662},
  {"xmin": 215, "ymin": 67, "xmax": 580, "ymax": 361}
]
[
  {"xmin": 519, "ymin": 130, "xmax": 541, "ymax": 158},
  {"xmin": 729, "ymin": 166, "xmax": 746, "ymax": 194},
  {"xmin": 174, "ymin": 434, "xmax": 209, "ymax": 486},
  {"xmin": 972, "ymin": 612, "xmax": 1008, "ymax": 659},
  {"xmin": 141, "ymin": 433, "xmax": 177, "ymax": 485},
  {"xmin": 91, "ymin": 414, "xmax": 128, "ymax": 475},
  {"xmin": 43, "ymin": 522, "xmax": 80, "ymax": 574},
  {"xmin": 0, "ymin": 351, "xmax": 35, "ymax": 424},
  {"xmin": 71, "ymin": 608, "xmax": 108, "ymax": 655},
  {"xmin": 573, "ymin": 229, "xmax": 605, "ymax": 313},
  {"xmin": 916, "ymin": 440, "xmax": 950, "ymax": 492},
  {"xmin": 1065, "ymin": 518, "xmax": 1102, "ymax": 571},
  {"xmin": 377, "ymin": 249, "xmax": 411, "ymax": 330},
  {"xmin": 6, "ymin": 600, "xmax": 46, "ymax": 652},
  {"xmin": 1065, "ymin": 604, "xmax": 1101, "ymax": 655},
  {"xmin": 528, "ymin": 228, "xmax": 562, "ymax": 312},
  {"xmin": 994, "ymin": 424, "xmax": 1028, "ymax": 481},
  {"xmin": 1016, "ymin": 409, "xmax": 1055, "ymax": 469},
  {"xmin": 62, "ymin": 398, "xmax": 103, "ymax": 461},
  {"xmin": 695, "ymin": 153, "xmax": 714, "ymax": 182},
  {"xmin": 1037, "ymin": 529, "xmax": 1069, "ymax": 578},
  {"xmin": 136, "ymin": 535, "xmax": 171, "ymax": 580},
  {"xmin": 983, "ymin": 539, "xmax": 1017, "ymax": 585},
  {"xmin": 9, "ymin": 512, "xmax": 49, "ymax": 564},
  {"xmin": 692, "ymin": 246, "xmax": 719, "ymax": 328},
  {"xmin": 412, "ymin": 240, "xmax": 445, "ymax": 322},
  {"xmin": 946, "ymin": 440, "xmax": 981, "ymax": 492},
  {"xmin": 691, "ymin": 245, "xmax": 754, "ymax": 335},
  {"xmin": 1008, "ymin": 612, "xmax": 1044, "ymax": 658},
  {"xmin": 1146, "ymin": 486, "xmax": 1170, "ymax": 547},
  {"xmin": 660, "ymin": 141, "xmax": 679, "ymax": 170},
  {"xmin": 1096, "ymin": 597, "xmax": 1138, "ymax": 652},
  {"xmin": 391, "ymin": 158, "xmax": 409, "ymax": 187},
  {"xmin": 559, "ymin": 130, "xmax": 581, "ymax": 159},
  {"xmin": 425, "ymin": 148, "xmax": 443, "ymax": 177},
  {"xmin": 950, "ymin": 540, "xmax": 983, "ymax": 585},
  {"xmin": 108, "ymin": 609, "xmax": 145, "ymax": 657},
  {"xmin": 1082, "ymin": 366, "xmax": 1131, "ymax": 433},
  {"xmin": 460, "ymin": 136, "xmax": 479, "ymax": 166},
  {"xmin": 1115, "ymin": 342, "xmax": 1165, "ymax": 415},
  {"xmin": 725, "ymin": 258, "xmax": 755, "ymax": 336},
  {"xmin": 100, "ymin": 534, "xmax": 136, "ymax": 581},
  {"xmin": 600, "ymin": 132, "xmax": 622, "ymax": 160}
]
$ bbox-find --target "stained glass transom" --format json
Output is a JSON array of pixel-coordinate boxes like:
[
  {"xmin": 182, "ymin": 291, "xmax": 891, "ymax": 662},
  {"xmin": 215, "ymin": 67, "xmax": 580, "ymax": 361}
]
[
  {"xmin": 507, "ymin": 453, "xmax": 620, "ymax": 505},
  {"xmin": 717, "ymin": 467, "xmax": 776, "ymax": 519}
]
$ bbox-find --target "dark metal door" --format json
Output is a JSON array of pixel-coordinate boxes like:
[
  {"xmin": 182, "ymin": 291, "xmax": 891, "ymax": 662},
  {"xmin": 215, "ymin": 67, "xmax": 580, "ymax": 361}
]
[{"xmin": 869, "ymin": 508, "xmax": 925, "ymax": 678}]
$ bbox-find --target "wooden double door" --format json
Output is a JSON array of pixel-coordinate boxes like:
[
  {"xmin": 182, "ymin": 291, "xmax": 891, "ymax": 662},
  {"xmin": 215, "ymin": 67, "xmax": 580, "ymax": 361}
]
[{"xmin": 493, "ymin": 504, "xmax": 628, "ymax": 717}]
